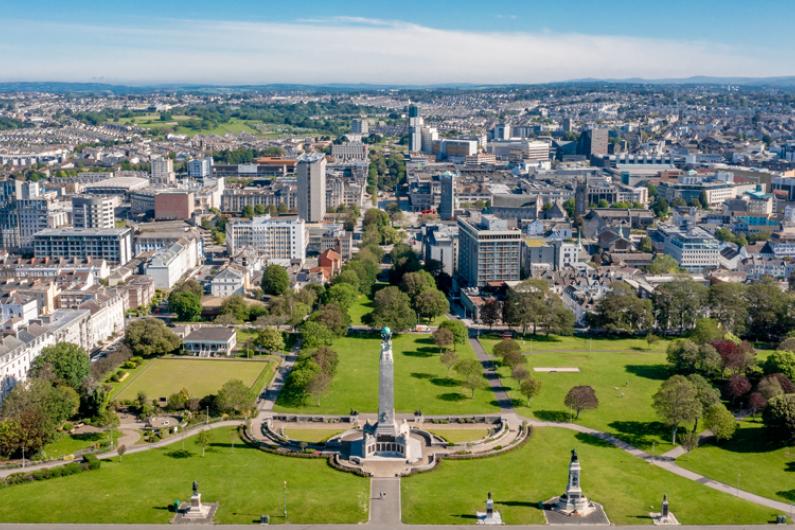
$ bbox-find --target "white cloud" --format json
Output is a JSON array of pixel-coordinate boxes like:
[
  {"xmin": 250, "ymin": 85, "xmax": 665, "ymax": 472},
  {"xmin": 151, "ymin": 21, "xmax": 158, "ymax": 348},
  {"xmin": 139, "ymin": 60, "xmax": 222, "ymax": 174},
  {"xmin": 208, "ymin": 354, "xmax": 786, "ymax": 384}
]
[{"xmin": 0, "ymin": 17, "xmax": 789, "ymax": 84}]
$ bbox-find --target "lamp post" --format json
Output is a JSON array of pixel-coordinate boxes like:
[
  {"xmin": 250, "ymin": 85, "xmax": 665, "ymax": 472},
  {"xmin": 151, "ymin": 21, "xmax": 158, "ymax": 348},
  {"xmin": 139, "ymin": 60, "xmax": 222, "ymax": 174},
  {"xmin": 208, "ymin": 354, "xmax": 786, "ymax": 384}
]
[{"xmin": 283, "ymin": 481, "xmax": 288, "ymax": 521}]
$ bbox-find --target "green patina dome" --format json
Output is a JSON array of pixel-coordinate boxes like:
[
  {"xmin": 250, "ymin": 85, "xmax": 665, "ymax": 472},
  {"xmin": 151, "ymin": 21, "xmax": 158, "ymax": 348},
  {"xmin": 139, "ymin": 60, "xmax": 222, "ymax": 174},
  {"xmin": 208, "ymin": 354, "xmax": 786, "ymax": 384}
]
[{"xmin": 381, "ymin": 326, "xmax": 392, "ymax": 338}]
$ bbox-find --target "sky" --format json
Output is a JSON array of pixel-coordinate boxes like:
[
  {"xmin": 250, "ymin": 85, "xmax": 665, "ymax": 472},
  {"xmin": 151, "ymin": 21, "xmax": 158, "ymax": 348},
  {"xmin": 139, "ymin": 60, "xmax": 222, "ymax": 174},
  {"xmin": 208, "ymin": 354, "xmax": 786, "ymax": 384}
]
[{"xmin": 1, "ymin": 0, "xmax": 793, "ymax": 85}]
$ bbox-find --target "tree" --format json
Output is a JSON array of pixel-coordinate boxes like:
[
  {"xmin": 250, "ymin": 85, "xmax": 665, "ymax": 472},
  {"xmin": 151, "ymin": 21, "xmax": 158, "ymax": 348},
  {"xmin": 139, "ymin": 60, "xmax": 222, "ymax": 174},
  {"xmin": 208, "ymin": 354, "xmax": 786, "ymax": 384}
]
[
  {"xmin": 311, "ymin": 303, "xmax": 351, "ymax": 336},
  {"xmin": 325, "ymin": 283, "xmax": 359, "ymax": 309},
  {"xmin": 432, "ymin": 327, "xmax": 454, "ymax": 353},
  {"xmin": 762, "ymin": 393, "xmax": 795, "ymax": 441},
  {"xmin": 300, "ymin": 321, "xmax": 335, "ymax": 349},
  {"xmin": 512, "ymin": 365, "xmax": 530, "ymax": 381},
  {"xmin": 712, "ymin": 340, "xmax": 755, "ymax": 375},
  {"xmin": 196, "ymin": 430, "xmax": 210, "ymax": 457},
  {"xmin": 647, "ymin": 254, "xmax": 680, "ymax": 274},
  {"xmin": 438, "ymin": 320, "xmax": 468, "ymax": 348},
  {"xmin": 453, "ymin": 359, "xmax": 481, "ymax": 383},
  {"xmin": 117, "ymin": 443, "xmax": 127, "ymax": 462},
  {"xmin": 218, "ymin": 295, "xmax": 251, "ymax": 322},
  {"xmin": 255, "ymin": 327, "xmax": 285, "ymax": 354},
  {"xmin": 217, "ymin": 379, "xmax": 255, "ymax": 416},
  {"xmin": 414, "ymin": 288, "xmax": 449, "ymax": 321},
  {"xmin": 653, "ymin": 279, "xmax": 708, "ymax": 335},
  {"xmin": 690, "ymin": 318, "xmax": 722, "ymax": 345},
  {"xmin": 167, "ymin": 388, "xmax": 191, "ymax": 411},
  {"xmin": 688, "ymin": 374, "xmax": 720, "ymax": 433},
  {"xmin": 652, "ymin": 375, "xmax": 701, "ymax": 444},
  {"xmin": 763, "ymin": 350, "xmax": 795, "ymax": 381},
  {"xmin": 168, "ymin": 290, "xmax": 201, "ymax": 321},
  {"xmin": 748, "ymin": 392, "xmax": 767, "ymax": 419},
  {"xmin": 519, "ymin": 377, "xmax": 542, "ymax": 405},
  {"xmin": 564, "ymin": 386, "xmax": 599, "ymax": 419},
  {"xmin": 461, "ymin": 372, "xmax": 486, "ymax": 398},
  {"xmin": 369, "ymin": 286, "xmax": 417, "ymax": 332},
  {"xmin": 745, "ymin": 278, "xmax": 790, "ymax": 341},
  {"xmin": 590, "ymin": 281, "xmax": 654, "ymax": 335},
  {"xmin": 725, "ymin": 374, "xmax": 751, "ymax": 407},
  {"xmin": 493, "ymin": 339, "xmax": 521, "ymax": 359},
  {"xmin": 401, "ymin": 270, "xmax": 436, "ymax": 299},
  {"xmin": 261, "ymin": 264, "xmax": 290, "ymax": 296},
  {"xmin": 30, "ymin": 343, "xmax": 90, "ymax": 391},
  {"xmin": 480, "ymin": 300, "xmax": 502, "ymax": 328},
  {"xmin": 708, "ymin": 282, "xmax": 748, "ymax": 336},
  {"xmin": 440, "ymin": 350, "xmax": 458, "ymax": 375},
  {"xmin": 124, "ymin": 319, "xmax": 181, "ymax": 358},
  {"xmin": 306, "ymin": 372, "xmax": 331, "ymax": 406}
]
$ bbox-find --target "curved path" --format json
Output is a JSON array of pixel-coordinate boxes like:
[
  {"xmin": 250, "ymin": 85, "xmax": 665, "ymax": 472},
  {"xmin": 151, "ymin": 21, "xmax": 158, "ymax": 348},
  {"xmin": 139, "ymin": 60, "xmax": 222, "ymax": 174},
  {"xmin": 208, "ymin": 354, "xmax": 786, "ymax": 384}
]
[{"xmin": 470, "ymin": 336, "xmax": 794, "ymax": 514}]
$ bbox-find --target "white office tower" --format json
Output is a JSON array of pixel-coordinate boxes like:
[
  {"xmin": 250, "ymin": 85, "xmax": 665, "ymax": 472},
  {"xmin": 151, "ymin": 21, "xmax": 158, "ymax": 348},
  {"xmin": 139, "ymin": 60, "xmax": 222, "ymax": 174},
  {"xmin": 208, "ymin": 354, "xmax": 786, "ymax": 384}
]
[
  {"xmin": 297, "ymin": 153, "xmax": 327, "ymax": 223},
  {"xmin": 408, "ymin": 104, "xmax": 423, "ymax": 153},
  {"xmin": 150, "ymin": 156, "xmax": 175, "ymax": 185}
]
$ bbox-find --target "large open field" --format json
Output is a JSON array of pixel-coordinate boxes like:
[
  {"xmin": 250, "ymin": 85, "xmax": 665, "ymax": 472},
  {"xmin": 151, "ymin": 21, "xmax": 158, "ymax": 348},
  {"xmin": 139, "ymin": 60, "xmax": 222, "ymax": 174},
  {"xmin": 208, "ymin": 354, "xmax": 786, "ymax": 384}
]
[
  {"xmin": 402, "ymin": 426, "xmax": 778, "ymax": 525},
  {"xmin": 274, "ymin": 333, "xmax": 499, "ymax": 415},
  {"xmin": 111, "ymin": 357, "xmax": 274, "ymax": 402},
  {"xmin": 478, "ymin": 334, "xmax": 675, "ymax": 453},
  {"xmin": 115, "ymin": 114, "xmax": 323, "ymax": 139},
  {"xmin": 0, "ymin": 428, "xmax": 368, "ymax": 524},
  {"xmin": 678, "ymin": 420, "xmax": 795, "ymax": 504}
]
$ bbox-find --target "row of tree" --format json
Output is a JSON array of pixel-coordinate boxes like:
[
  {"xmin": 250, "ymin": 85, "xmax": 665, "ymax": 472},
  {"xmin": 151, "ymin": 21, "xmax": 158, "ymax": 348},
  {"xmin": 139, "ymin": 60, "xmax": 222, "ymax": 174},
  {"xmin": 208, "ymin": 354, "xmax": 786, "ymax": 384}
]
[{"xmin": 592, "ymin": 277, "xmax": 795, "ymax": 342}]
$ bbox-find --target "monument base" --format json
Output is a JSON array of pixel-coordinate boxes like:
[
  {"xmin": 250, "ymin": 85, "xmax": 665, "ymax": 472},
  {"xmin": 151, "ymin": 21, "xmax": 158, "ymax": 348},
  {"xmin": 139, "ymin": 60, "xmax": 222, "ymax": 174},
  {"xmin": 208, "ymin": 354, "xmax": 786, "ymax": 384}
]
[
  {"xmin": 172, "ymin": 495, "xmax": 218, "ymax": 524},
  {"xmin": 650, "ymin": 512, "xmax": 680, "ymax": 526},
  {"xmin": 543, "ymin": 498, "xmax": 610, "ymax": 525},
  {"xmin": 476, "ymin": 511, "xmax": 503, "ymax": 525}
]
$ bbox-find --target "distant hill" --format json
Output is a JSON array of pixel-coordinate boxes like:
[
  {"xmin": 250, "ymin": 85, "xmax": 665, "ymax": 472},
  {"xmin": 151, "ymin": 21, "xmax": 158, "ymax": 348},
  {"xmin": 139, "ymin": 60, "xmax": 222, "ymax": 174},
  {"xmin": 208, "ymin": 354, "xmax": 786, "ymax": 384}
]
[{"xmin": 0, "ymin": 76, "xmax": 794, "ymax": 94}]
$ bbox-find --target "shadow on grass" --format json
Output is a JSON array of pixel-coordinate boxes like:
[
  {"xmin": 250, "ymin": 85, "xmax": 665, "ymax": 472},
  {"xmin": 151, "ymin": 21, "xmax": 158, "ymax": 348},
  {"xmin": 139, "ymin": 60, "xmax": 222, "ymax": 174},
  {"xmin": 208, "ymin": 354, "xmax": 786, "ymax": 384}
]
[
  {"xmin": 698, "ymin": 426, "xmax": 790, "ymax": 454},
  {"xmin": 490, "ymin": 398, "xmax": 524, "ymax": 408},
  {"xmin": 496, "ymin": 500, "xmax": 543, "ymax": 508},
  {"xmin": 786, "ymin": 461, "xmax": 795, "ymax": 472},
  {"xmin": 165, "ymin": 449, "xmax": 194, "ymax": 459},
  {"xmin": 454, "ymin": 514, "xmax": 478, "ymax": 520},
  {"xmin": 416, "ymin": 336, "xmax": 436, "ymax": 346},
  {"xmin": 431, "ymin": 377, "xmax": 459, "ymax": 387},
  {"xmin": 438, "ymin": 392, "xmax": 467, "ymax": 402},
  {"xmin": 534, "ymin": 410, "xmax": 572, "ymax": 423},
  {"xmin": 403, "ymin": 347, "xmax": 436, "ymax": 358},
  {"xmin": 71, "ymin": 432, "xmax": 104, "ymax": 442},
  {"xmin": 574, "ymin": 432, "xmax": 614, "ymax": 448},
  {"xmin": 607, "ymin": 420, "xmax": 669, "ymax": 448},
  {"xmin": 777, "ymin": 490, "xmax": 795, "ymax": 502},
  {"xmin": 411, "ymin": 372, "xmax": 434, "ymax": 380},
  {"xmin": 624, "ymin": 364, "xmax": 669, "ymax": 380}
]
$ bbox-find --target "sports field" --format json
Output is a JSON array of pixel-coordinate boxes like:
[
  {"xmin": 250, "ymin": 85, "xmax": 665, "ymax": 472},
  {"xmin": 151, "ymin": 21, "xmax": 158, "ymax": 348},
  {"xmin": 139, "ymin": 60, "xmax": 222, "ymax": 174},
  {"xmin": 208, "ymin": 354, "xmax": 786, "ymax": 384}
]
[{"xmin": 111, "ymin": 357, "xmax": 274, "ymax": 401}]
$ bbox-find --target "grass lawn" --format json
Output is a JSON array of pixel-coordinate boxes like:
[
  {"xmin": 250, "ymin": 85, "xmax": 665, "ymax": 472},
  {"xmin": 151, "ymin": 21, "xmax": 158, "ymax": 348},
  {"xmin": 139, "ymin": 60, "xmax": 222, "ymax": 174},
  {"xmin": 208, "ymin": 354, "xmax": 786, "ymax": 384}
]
[
  {"xmin": 678, "ymin": 420, "xmax": 795, "ymax": 504},
  {"xmin": 478, "ymin": 334, "xmax": 675, "ymax": 454},
  {"xmin": 0, "ymin": 428, "xmax": 368, "ymax": 524},
  {"xmin": 111, "ymin": 357, "xmax": 274, "ymax": 402},
  {"xmin": 274, "ymin": 333, "xmax": 499, "ymax": 415},
  {"xmin": 402, "ymin": 426, "xmax": 778, "ymax": 525},
  {"xmin": 282, "ymin": 428, "xmax": 343, "ymax": 443},
  {"xmin": 427, "ymin": 428, "xmax": 490, "ymax": 444},
  {"xmin": 348, "ymin": 295, "xmax": 374, "ymax": 326},
  {"xmin": 37, "ymin": 430, "xmax": 117, "ymax": 460}
]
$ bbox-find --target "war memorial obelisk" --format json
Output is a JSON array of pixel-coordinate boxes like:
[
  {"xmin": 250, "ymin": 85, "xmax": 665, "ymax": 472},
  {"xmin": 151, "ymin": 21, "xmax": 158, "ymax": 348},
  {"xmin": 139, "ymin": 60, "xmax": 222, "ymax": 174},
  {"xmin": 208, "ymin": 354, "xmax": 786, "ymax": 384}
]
[{"xmin": 360, "ymin": 326, "xmax": 420, "ymax": 461}]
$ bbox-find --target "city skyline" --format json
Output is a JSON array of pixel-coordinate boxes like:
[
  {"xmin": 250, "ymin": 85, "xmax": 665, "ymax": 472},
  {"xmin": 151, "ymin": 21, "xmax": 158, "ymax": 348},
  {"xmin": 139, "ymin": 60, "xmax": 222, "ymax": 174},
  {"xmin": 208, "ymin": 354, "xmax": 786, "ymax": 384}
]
[{"xmin": 2, "ymin": 0, "xmax": 794, "ymax": 85}]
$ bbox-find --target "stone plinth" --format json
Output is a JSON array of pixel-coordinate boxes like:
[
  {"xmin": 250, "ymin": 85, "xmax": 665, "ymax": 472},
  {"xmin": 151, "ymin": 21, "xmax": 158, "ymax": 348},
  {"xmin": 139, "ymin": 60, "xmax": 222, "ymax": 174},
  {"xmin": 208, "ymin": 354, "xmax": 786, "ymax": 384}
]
[
  {"xmin": 650, "ymin": 511, "xmax": 680, "ymax": 526},
  {"xmin": 172, "ymin": 494, "xmax": 218, "ymax": 524},
  {"xmin": 476, "ymin": 510, "xmax": 503, "ymax": 525}
]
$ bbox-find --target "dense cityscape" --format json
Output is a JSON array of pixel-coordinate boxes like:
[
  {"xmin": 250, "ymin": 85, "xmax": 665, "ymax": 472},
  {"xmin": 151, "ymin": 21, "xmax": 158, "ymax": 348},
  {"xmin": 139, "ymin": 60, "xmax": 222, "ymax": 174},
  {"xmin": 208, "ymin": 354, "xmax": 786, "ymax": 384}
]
[{"xmin": 0, "ymin": 1, "xmax": 794, "ymax": 528}]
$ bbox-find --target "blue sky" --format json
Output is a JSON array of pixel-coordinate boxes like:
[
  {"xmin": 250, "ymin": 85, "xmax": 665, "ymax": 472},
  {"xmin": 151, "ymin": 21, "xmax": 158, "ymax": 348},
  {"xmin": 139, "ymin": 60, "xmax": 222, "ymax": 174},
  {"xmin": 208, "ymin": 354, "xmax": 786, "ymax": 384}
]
[{"xmin": 2, "ymin": 0, "xmax": 793, "ymax": 84}]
